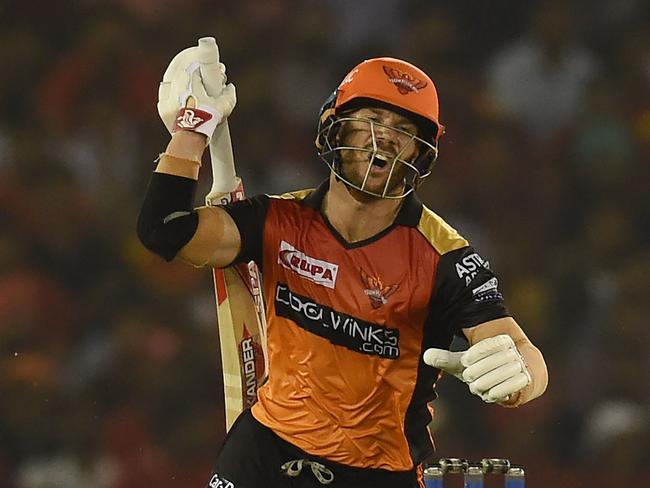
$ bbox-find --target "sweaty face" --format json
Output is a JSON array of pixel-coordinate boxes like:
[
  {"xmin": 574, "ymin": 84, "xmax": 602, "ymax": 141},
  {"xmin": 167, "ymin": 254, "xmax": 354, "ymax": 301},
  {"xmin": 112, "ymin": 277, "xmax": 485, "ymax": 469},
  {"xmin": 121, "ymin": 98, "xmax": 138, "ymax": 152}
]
[{"xmin": 335, "ymin": 107, "xmax": 421, "ymax": 197}]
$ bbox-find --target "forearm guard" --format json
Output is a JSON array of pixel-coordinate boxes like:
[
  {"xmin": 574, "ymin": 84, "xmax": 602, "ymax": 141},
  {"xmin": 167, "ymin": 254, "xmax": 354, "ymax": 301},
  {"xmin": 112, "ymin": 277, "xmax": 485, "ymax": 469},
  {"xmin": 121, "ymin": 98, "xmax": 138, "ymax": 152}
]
[{"xmin": 137, "ymin": 172, "xmax": 199, "ymax": 261}]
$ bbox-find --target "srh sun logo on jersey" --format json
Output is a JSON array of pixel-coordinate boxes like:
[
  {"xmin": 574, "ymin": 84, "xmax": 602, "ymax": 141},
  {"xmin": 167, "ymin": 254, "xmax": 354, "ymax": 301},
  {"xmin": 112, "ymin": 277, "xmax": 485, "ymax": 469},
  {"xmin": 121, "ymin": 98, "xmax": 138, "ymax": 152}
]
[
  {"xmin": 360, "ymin": 268, "xmax": 399, "ymax": 309},
  {"xmin": 174, "ymin": 107, "xmax": 212, "ymax": 130},
  {"xmin": 382, "ymin": 66, "xmax": 427, "ymax": 94}
]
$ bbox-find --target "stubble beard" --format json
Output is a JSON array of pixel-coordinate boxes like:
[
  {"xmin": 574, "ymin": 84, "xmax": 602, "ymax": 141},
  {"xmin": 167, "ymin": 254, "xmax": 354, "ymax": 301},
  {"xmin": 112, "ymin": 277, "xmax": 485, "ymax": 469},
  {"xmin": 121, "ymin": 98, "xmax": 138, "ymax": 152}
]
[{"xmin": 338, "ymin": 157, "xmax": 406, "ymax": 200}]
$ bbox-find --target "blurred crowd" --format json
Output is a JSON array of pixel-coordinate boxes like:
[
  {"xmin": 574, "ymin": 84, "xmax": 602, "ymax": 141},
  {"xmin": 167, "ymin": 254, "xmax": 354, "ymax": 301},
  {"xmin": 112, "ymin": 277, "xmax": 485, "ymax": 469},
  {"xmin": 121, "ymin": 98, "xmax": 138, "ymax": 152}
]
[{"xmin": 1, "ymin": 0, "xmax": 648, "ymax": 486}]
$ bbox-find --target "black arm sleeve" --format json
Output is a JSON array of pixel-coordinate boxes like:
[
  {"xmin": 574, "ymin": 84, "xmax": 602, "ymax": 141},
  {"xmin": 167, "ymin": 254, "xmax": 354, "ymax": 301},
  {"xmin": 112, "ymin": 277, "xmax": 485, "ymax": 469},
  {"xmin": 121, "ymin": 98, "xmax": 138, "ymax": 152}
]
[
  {"xmin": 137, "ymin": 172, "xmax": 199, "ymax": 261},
  {"xmin": 431, "ymin": 246, "xmax": 510, "ymax": 339},
  {"xmin": 221, "ymin": 194, "xmax": 270, "ymax": 269}
]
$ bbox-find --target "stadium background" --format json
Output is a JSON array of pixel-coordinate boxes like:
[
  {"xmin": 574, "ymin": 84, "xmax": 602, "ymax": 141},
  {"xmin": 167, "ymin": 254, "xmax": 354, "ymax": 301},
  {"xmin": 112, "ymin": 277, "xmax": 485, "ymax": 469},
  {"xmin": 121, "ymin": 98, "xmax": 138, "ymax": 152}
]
[{"xmin": 1, "ymin": 0, "xmax": 648, "ymax": 486}]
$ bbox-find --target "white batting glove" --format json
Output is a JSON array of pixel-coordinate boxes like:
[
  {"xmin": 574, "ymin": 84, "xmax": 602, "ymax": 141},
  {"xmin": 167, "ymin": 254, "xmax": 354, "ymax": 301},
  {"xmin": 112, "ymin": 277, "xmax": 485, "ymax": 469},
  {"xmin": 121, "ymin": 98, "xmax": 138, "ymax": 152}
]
[
  {"xmin": 423, "ymin": 335, "xmax": 531, "ymax": 404},
  {"xmin": 157, "ymin": 37, "xmax": 236, "ymax": 144}
]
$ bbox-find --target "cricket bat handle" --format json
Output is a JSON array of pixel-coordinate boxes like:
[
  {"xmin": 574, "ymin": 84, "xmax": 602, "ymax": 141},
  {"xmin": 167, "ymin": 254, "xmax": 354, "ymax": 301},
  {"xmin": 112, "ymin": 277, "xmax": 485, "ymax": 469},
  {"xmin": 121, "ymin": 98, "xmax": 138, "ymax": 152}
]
[{"xmin": 206, "ymin": 121, "xmax": 241, "ymax": 206}]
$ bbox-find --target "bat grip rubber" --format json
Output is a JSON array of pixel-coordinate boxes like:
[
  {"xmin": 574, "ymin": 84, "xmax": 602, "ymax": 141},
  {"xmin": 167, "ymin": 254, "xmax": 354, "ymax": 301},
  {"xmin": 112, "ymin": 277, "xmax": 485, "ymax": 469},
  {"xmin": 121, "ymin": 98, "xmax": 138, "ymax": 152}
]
[
  {"xmin": 206, "ymin": 122, "xmax": 238, "ymax": 203},
  {"xmin": 197, "ymin": 37, "xmax": 219, "ymax": 63}
]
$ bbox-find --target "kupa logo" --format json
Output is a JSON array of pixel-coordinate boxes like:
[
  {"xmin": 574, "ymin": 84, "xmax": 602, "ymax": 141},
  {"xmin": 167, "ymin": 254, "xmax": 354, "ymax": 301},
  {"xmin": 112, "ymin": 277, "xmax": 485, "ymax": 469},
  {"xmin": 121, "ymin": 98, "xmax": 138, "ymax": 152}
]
[{"xmin": 278, "ymin": 241, "xmax": 339, "ymax": 289}]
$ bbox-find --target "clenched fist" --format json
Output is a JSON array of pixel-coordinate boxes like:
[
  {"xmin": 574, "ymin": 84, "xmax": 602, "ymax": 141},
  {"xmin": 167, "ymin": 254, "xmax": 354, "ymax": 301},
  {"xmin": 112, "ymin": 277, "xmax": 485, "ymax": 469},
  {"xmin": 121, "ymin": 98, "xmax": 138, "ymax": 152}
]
[
  {"xmin": 423, "ymin": 334, "xmax": 531, "ymax": 404},
  {"xmin": 157, "ymin": 37, "xmax": 236, "ymax": 144}
]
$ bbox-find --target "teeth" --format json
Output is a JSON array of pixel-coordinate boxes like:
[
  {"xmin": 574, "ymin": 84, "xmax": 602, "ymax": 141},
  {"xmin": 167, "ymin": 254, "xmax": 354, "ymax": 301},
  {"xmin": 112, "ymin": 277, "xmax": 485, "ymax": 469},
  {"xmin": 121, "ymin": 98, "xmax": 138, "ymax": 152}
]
[{"xmin": 372, "ymin": 154, "xmax": 389, "ymax": 167}]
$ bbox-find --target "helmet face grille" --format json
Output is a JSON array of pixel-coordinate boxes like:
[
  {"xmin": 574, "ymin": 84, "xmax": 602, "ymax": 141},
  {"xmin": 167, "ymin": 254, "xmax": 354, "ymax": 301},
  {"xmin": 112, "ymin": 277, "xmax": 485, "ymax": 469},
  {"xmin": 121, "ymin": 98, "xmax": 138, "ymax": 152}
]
[{"xmin": 316, "ymin": 115, "xmax": 438, "ymax": 199}]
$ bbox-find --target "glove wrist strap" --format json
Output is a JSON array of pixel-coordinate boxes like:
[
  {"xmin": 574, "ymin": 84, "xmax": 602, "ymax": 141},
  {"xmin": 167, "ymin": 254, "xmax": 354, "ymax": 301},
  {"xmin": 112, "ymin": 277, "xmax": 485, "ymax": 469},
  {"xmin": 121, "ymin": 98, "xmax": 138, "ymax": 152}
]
[{"xmin": 173, "ymin": 106, "xmax": 222, "ymax": 143}]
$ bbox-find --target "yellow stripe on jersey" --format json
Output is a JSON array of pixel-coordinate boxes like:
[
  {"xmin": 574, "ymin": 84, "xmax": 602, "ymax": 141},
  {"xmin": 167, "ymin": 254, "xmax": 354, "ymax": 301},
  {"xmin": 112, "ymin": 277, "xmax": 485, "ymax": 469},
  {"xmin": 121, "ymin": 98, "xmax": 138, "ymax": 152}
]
[
  {"xmin": 268, "ymin": 188, "xmax": 315, "ymax": 201},
  {"xmin": 417, "ymin": 206, "xmax": 468, "ymax": 255}
]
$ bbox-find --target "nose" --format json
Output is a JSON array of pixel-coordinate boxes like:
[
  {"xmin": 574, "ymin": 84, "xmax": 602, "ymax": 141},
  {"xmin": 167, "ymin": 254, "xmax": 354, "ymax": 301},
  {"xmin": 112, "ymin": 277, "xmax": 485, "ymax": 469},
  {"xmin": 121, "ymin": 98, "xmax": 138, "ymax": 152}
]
[
  {"xmin": 371, "ymin": 124, "xmax": 402, "ymax": 155},
  {"xmin": 373, "ymin": 133, "xmax": 395, "ymax": 156},
  {"xmin": 372, "ymin": 122, "xmax": 392, "ymax": 144}
]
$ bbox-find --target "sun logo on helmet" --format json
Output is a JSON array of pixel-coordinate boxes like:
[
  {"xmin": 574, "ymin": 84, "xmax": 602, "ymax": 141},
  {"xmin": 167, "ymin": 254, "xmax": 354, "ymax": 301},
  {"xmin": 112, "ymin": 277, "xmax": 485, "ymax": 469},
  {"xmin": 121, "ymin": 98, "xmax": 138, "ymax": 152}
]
[{"xmin": 382, "ymin": 66, "xmax": 428, "ymax": 95}]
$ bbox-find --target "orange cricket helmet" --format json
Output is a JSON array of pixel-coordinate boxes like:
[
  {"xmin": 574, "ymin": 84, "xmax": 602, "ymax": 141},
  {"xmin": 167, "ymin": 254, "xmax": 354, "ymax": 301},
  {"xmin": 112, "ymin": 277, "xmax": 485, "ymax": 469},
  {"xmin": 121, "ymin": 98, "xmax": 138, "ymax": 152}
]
[
  {"xmin": 316, "ymin": 57, "xmax": 444, "ymax": 198},
  {"xmin": 335, "ymin": 57, "xmax": 444, "ymax": 141}
]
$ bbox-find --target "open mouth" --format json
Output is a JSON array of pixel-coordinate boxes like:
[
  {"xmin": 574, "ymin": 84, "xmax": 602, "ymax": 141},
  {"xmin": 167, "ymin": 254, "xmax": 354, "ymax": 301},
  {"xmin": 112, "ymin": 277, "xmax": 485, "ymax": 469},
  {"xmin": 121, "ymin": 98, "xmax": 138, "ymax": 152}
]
[{"xmin": 370, "ymin": 154, "xmax": 390, "ymax": 169}]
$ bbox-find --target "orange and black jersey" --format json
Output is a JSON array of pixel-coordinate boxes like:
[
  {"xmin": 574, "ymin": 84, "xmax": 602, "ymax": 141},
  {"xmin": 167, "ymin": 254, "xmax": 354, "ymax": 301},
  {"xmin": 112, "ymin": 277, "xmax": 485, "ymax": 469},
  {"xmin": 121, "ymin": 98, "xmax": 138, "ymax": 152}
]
[{"xmin": 222, "ymin": 180, "xmax": 509, "ymax": 471}]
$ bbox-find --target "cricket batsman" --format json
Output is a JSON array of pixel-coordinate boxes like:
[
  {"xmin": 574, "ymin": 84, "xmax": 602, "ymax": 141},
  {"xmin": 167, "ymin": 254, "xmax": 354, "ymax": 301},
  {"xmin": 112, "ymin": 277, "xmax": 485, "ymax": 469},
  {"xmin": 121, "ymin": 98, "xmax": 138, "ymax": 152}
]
[{"xmin": 138, "ymin": 38, "xmax": 548, "ymax": 488}]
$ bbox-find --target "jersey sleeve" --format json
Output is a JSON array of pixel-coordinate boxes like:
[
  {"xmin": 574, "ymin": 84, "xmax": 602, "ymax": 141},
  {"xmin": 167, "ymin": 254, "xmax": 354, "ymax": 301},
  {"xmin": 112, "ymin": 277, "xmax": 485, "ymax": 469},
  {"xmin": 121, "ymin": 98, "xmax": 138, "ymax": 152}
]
[
  {"xmin": 431, "ymin": 246, "xmax": 510, "ymax": 338},
  {"xmin": 220, "ymin": 194, "xmax": 270, "ymax": 268}
]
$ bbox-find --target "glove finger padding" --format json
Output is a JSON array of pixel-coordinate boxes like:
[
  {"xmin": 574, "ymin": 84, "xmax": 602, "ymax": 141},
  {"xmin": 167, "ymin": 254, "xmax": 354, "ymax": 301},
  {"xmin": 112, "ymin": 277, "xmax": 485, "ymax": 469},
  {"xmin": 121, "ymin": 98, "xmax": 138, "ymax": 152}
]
[
  {"xmin": 422, "ymin": 348, "xmax": 465, "ymax": 381},
  {"xmin": 482, "ymin": 372, "xmax": 530, "ymax": 403},
  {"xmin": 424, "ymin": 334, "xmax": 531, "ymax": 404},
  {"xmin": 212, "ymin": 83, "xmax": 237, "ymax": 121},
  {"xmin": 462, "ymin": 348, "xmax": 519, "ymax": 382},
  {"xmin": 465, "ymin": 336, "xmax": 531, "ymax": 403},
  {"xmin": 200, "ymin": 62, "xmax": 227, "ymax": 98},
  {"xmin": 461, "ymin": 334, "xmax": 514, "ymax": 367},
  {"xmin": 468, "ymin": 360, "xmax": 524, "ymax": 394}
]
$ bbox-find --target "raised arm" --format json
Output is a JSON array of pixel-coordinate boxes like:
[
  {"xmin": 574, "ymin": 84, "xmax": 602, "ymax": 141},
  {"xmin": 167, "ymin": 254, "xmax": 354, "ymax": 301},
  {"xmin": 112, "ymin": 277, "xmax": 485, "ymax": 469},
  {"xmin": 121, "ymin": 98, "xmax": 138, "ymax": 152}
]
[
  {"xmin": 137, "ymin": 38, "xmax": 242, "ymax": 268},
  {"xmin": 138, "ymin": 131, "xmax": 242, "ymax": 268}
]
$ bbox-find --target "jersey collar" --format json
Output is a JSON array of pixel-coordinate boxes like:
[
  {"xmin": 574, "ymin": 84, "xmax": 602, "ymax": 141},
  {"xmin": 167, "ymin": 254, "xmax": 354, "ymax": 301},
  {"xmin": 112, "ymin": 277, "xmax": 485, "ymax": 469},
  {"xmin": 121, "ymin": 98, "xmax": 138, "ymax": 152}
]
[{"xmin": 302, "ymin": 179, "xmax": 423, "ymax": 228}]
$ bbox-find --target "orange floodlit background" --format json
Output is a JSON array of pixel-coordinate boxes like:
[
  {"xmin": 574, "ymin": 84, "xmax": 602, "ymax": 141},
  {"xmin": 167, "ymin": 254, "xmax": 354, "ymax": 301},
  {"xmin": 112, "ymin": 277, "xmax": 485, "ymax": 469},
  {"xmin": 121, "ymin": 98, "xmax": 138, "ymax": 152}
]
[{"xmin": 1, "ymin": 1, "xmax": 648, "ymax": 487}]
